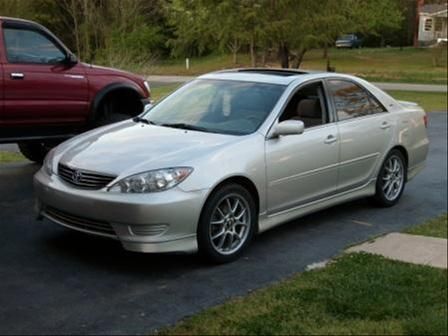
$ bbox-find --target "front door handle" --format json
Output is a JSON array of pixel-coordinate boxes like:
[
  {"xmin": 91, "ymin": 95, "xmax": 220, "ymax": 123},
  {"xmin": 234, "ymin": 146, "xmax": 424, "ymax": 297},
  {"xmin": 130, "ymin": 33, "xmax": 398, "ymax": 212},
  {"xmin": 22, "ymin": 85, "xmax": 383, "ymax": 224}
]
[
  {"xmin": 381, "ymin": 121, "xmax": 391, "ymax": 129},
  {"xmin": 10, "ymin": 73, "xmax": 25, "ymax": 80},
  {"xmin": 324, "ymin": 134, "xmax": 337, "ymax": 144}
]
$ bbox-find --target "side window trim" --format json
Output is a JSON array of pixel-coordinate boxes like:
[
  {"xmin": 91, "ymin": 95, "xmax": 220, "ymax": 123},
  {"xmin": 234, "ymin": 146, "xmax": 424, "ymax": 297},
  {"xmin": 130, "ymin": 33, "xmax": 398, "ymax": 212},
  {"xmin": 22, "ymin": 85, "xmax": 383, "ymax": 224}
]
[
  {"xmin": 325, "ymin": 78, "xmax": 388, "ymax": 123},
  {"xmin": 2, "ymin": 24, "xmax": 67, "ymax": 65},
  {"xmin": 321, "ymin": 79, "xmax": 337, "ymax": 123}
]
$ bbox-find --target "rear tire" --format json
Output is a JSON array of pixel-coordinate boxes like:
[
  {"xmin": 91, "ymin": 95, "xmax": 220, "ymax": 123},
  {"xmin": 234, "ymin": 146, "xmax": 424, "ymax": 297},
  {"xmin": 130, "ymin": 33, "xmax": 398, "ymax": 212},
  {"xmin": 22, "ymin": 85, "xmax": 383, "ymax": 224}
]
[
  {"xmin": 373, "ymin": 149, "xmax": 407, "ymax": 207},
  {"xmin": 197, "ymin": 184, "xmax": 257, "ymax": 264},
  {"xmin": 18, "ymin": 142, "xmax": 49, "ymax": 164}
]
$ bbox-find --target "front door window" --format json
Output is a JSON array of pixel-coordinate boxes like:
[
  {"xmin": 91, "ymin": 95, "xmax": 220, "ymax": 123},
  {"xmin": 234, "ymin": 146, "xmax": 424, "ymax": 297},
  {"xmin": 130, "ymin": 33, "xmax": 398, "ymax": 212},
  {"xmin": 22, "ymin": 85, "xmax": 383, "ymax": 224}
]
[{"xmin": 3, "ymin": 27, "xmax": 66, "ymax": 64}]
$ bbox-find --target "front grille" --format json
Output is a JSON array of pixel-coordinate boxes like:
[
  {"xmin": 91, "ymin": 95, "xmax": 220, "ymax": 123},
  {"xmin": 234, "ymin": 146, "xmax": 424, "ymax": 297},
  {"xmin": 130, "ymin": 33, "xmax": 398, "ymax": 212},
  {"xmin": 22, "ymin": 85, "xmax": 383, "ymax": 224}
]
[
  {"xmin": 45, "ymin": 207, "xmax": 116, "ymax": 237},
  {"xmin": 58, "ymin": 164, "xmax": 116, "ymax": 190}
]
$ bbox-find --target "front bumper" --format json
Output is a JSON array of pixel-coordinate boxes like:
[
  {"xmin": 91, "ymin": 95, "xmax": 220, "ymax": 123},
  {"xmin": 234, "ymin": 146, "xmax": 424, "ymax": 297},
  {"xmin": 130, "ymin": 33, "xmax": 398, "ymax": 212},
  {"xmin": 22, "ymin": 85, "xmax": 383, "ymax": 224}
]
[
  {"xmin": 335, "ymin": 42, "xmax": 353, "ymax": 48},
  {"xmin": 34, "ymin": 169, "xmax": 209, "ymax": 253}
]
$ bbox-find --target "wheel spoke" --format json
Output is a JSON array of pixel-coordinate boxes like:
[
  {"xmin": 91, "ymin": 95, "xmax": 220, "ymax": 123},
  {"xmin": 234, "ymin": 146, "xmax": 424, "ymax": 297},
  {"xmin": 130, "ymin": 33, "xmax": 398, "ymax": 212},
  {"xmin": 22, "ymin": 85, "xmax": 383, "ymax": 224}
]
[
  {"xmin": 382, "ymin": 174, "xmax": 392, "ymax": 181},
  {"xmin": 235, "ymin": 228, "xmax": 245, "ymax": 240},
  {"xmin": 393, "ymin": 159, "xmax": 400, "ymax": 173},
  {"xmin": 216, "ymin": 206, "xmax": 226, "ymax": 219},
  {"xmin": 211, "ymin": 229, "xmax": 226, "ymax": 240},
  {"xmin": 211, "ymin": 219, "xmax": 225, "ymax": 225},
  {"xmin": 235, "ymin": 207, "xmax": 247, "ymax": 220},
  {"xmin": 386, "ymin": 180, "xmax": 395, "ymax": 198},
  {"xmin": 231, "ymin": 199, "xmax": 240, "ymax": 214},
  {"xmin": 216, "ymin": 233, "xmax": 227, "ymax": 249},
  {"xmin": 227, "ymin": 232, "xmax": 235, "ymax": 249},
  {"xmin": 226, "ymin": 198, "xmax": 232, "ymax": 213}
]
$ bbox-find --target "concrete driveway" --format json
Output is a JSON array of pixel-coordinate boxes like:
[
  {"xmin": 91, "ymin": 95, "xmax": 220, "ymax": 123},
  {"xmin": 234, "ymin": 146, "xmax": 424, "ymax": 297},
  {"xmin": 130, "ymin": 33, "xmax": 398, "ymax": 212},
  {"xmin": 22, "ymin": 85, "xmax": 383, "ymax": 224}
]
[{"xmin": 0, "ymin": 112, "xmax": 446, "ymax": 335}]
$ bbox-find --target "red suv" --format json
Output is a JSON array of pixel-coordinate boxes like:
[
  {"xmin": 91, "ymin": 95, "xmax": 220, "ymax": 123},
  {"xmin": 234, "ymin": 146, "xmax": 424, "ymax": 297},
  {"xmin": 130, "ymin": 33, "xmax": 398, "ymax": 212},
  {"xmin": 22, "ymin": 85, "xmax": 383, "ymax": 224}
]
[{"xmin": 0, "ymin": 17, "xmax": 151, "ymax": 162}]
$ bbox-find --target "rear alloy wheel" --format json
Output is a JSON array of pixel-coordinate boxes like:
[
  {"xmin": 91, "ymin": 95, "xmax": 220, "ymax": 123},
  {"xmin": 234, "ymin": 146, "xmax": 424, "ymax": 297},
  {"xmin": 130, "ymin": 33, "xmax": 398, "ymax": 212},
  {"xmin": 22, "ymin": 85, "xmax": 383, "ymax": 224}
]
[
  {"xmin": 18, "ymin": 142, "xmax": 50, "ymax": 164},
  {"xmin": 374, "ymin": 149, "xmax": 407, "ymax": 207},
  {"xmin": 198, "ymin": 184, "xmax": 256, "ymax": 263}
]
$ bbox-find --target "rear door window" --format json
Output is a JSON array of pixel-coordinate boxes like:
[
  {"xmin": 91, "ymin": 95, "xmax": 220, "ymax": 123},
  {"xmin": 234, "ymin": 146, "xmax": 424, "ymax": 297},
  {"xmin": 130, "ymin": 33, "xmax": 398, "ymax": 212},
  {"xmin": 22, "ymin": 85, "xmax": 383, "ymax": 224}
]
[{"xmin": 327, "ymin": 80, "xmax": 386, "ymax": 121}]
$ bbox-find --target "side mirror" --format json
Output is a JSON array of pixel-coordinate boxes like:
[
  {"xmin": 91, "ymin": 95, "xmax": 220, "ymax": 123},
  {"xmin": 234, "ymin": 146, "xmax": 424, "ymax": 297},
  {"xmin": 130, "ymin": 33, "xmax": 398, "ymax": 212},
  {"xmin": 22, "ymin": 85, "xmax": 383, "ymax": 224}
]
[
  {"xmin": 63, "ymin": 53, "xmax": 78, "ymax": 65},
  {"xmin": 270, "ymin": 120, "xmax": 305, "ymax": 138}
]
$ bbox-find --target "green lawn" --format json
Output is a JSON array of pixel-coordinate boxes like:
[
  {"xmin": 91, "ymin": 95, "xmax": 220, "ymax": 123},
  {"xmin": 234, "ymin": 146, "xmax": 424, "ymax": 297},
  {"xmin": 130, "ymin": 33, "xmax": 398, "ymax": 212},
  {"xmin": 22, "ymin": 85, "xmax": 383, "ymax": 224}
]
[
  {"xmin": 387, "ymin": 90, "xmax": 447, "ymax": 112},
  {"xmin": 149, "ymin": 47, "xmax": 447, "ymax": 85},
  {"xmin": 0, "ymin": 151, "xmax": 26, "ymax": 164},
  {"xmin": 151, "ymin": 84, "xmax": 181, "ymax": 101},
  {"xmin": 406, "ymin": 214, "xmax": 448, "ymax": 239},
  {"xmin": 159, "ymin": 253, "xmax": 447, "ymax": 335}
]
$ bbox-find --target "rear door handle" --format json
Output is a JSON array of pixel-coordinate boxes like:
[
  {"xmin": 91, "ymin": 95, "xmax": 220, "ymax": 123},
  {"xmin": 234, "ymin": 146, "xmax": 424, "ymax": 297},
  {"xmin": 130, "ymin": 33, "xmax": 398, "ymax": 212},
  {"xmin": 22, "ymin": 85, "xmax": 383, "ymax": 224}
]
[
  {"xmin": 324, "ymin": 134, "xmax": 337, "ymax": 144},
  {"xmin": 381, "ymin": 121, "xmax": 391, "ymax": 129},
  {"xmin": 10, "ymin": 73, "xmax": 25, "ymax": 80}
]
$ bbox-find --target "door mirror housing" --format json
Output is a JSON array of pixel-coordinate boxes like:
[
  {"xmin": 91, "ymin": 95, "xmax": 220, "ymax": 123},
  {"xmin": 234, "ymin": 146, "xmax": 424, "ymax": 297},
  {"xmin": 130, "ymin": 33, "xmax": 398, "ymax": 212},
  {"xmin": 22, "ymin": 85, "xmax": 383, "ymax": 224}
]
[
  {"xmin": 63, "ymin": 53, "xmax": 78, "ymax": 65},
  {"xmin": 270, "ymin": 120, "xmax": 305, "ymax": 138}
]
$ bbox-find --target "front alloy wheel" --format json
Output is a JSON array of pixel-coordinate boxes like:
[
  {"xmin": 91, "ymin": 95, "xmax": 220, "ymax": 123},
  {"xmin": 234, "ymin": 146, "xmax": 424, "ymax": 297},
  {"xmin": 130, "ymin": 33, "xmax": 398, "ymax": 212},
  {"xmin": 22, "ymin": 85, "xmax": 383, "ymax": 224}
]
[
  {"xmin": 374, "ymin": 149, "xmax": 406, "ymax": 207},
  {"xmin": 198, "ymin": 184, "xmax": 256, "ymax": 263}
]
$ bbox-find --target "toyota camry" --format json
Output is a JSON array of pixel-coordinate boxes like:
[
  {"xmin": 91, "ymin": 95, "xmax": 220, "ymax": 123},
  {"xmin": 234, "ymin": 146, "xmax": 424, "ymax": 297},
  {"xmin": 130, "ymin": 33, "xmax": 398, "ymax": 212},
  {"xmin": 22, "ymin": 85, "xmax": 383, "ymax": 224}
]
[{"xmin": 34, "ymin": 69, "xmax": 429, "ymax": 263}]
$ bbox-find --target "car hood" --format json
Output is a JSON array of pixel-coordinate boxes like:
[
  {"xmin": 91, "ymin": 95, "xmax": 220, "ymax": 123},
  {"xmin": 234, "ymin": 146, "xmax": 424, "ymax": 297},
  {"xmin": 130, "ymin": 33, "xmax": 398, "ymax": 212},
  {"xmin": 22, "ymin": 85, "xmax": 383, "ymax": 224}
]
[
  {"xmin": 81, "ymin": 62, "xmax": 144, "ymax": 81},
  {"xmin": 58, "ymin": 121, "xmax": 237, "ymax": 176}
]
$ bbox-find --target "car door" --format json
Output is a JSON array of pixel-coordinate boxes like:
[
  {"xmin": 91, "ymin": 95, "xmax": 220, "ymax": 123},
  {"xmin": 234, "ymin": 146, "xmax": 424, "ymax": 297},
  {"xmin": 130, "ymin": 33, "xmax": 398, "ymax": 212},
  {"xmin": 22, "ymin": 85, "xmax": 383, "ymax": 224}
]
[
  {"xmin": 265, "ymin": 81, "xmax": 339, "ymax": 214},
  {"xmin": 1, "ymin": 22, "xmax": 88, "ymax": 125},
  {"xmin": 326, "ymin": 79, "xmax": 391, "ymax": 192}
]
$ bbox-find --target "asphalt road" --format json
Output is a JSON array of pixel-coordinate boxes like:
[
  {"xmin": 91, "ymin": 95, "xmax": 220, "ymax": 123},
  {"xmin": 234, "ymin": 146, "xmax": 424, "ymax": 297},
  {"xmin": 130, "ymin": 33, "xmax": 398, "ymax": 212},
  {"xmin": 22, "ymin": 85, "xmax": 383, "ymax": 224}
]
[{"xmin": 0, "ymin": 113, "xmax": 446, "ymax": 335}]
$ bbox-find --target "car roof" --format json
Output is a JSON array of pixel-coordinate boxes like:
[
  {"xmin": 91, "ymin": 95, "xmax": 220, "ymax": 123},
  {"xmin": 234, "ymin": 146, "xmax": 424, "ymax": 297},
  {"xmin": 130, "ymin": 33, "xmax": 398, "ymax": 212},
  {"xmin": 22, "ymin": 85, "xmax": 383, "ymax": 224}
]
[
  {"xmin": 0, "ymin": 16, "xmax": 40, "ymax": 26},
  {"xmin": 200, "ymin": 68, "xmax": 336, "ymax": 86}
]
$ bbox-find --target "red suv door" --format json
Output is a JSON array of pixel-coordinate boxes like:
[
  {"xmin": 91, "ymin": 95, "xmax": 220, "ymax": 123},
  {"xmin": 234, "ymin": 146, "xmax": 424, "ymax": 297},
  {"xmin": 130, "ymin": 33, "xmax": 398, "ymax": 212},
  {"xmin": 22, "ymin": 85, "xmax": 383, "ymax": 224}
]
[{"xmin": 1, "ymin": 22, "xmax": 88, "ymax": 126}]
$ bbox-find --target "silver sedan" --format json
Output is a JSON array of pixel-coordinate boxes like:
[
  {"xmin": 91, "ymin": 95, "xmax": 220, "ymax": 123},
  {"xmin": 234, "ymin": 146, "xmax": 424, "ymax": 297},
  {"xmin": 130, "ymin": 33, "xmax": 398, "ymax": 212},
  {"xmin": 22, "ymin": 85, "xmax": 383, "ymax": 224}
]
[{"xmin": 34, "ymin": 69, "xmax": 429, "ymax": 263}]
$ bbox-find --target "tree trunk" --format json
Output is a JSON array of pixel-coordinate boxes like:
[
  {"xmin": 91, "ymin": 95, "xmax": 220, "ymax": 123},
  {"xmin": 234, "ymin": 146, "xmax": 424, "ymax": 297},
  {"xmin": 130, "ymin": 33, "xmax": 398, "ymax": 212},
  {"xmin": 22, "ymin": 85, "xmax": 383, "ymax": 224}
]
[
  {"xmin": 278, "ymin": 43, "xmax": 289, "ymax": 68},
  {"xmin": 70, "ymin": 0, "xmax": 81, "ymax": 57},
  {"xmin": 249, "ymin": 37, "xmax": 256, "ymax": 67},
  {"xmin": 233, "ymin": 50, "xmax": 238, "ymax": 65},
  {"xmin": 261, "ymin": 48, "xmax": 267, "ymax": 66},
  {"xmin": 323, "ymin": 44, "xmax": 328, "ymax": 59},
  {"xmin": 82, "ymin": 0, "xmax": 90, "ymax": 61},
  {"xmin": 229, "ymin": 38, "xmax": 239, "ymax": 64},
  {"xmin": 292, "ymin": 49, "xmax": 307, "ymax": 69}
]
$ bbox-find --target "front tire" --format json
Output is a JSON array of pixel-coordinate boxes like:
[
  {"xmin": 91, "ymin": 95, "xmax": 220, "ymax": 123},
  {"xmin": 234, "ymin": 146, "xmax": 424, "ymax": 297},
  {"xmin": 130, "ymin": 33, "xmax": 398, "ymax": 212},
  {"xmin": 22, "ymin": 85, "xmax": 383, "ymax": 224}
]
[
  {"xmin": 374, "ymin": 149, "xmax": 407, "ymax": 207},
  {"xmin": 18, "ymin": 142, "xmax": 49, "ymax": 164},
  {"xmin": 197, "ymin": 184, "xmax": 257, "ymax": 264}
]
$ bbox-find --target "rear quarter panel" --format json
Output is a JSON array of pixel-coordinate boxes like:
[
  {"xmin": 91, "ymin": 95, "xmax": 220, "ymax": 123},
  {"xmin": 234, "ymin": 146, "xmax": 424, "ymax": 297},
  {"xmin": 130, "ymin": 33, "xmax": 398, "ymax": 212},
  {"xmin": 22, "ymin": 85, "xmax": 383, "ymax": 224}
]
[
  {"xmin": 357, "ymin": 78, "xmax": 429, "ymax": 179},
  {"xmin": 393, "ymin": 105, "xmax": 429, "ymax": 175}
]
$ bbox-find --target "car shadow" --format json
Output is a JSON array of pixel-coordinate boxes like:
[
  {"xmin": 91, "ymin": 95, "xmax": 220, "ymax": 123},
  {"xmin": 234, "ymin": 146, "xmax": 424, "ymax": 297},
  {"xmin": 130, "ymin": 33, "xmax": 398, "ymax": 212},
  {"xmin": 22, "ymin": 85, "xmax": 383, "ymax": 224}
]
[
  {"xmin": 41, "ymin": 197, "xmax": 377, "ymax": 277},
  {"xmin": 43, "ymin": 229, "xmax": 206, "ymax": 276}
]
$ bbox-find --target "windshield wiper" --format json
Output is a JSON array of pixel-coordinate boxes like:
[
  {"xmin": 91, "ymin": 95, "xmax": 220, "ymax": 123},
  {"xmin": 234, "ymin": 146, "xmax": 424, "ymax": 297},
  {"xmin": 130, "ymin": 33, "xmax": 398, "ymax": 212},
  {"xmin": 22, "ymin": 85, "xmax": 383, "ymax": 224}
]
[
  {"xmin": 159, "ymin": 123, "xmax": 210, "ymax": 132},
  {"xmin": 133, "ymin": 116, "xmax": 157, "ymax": 125}
]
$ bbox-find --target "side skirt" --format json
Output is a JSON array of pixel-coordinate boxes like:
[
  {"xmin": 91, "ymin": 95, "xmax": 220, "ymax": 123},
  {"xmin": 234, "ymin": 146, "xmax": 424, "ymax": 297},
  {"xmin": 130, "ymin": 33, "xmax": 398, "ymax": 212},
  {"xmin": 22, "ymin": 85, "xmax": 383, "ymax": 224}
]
[{"xmin": 258, "ymin": 179, "xmax": 376, "ymax": 233}]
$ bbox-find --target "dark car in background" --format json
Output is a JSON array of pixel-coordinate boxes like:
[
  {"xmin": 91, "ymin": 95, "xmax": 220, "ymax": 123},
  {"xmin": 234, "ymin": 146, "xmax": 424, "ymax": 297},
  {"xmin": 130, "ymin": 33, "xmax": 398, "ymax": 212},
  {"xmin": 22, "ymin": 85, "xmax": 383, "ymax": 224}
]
[
  {"xmin": 335, "ymin": 34, "xmax": 362, "ymax": 48},
  {"xmin": 0, "ymin": 17, "xmax": 151, "ymax": 163}
]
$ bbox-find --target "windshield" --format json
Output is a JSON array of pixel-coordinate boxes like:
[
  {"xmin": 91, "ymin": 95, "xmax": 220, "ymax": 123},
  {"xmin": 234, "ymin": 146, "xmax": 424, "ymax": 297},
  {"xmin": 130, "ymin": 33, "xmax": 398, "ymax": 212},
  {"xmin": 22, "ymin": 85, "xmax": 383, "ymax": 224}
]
[
  {"xmin": 340, "ymin": 34, "xmax": 354, "ymax": 40},
  {"xmin": 144, "ymin": 79, "xmax": 286, "ymax": 135}
]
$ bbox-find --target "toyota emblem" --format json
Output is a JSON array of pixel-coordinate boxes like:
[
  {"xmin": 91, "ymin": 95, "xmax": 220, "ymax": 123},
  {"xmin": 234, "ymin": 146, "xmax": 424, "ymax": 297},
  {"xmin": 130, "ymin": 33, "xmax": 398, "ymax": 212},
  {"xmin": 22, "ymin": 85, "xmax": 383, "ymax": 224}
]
[{"xmin": 72, "ymin": 170, "xmax": 83, "ymax": 183}]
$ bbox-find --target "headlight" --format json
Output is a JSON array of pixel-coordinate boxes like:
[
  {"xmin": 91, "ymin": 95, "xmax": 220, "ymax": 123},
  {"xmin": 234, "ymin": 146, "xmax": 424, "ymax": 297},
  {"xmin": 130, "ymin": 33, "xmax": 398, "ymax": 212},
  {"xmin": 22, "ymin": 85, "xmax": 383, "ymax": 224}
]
[
  {"xmin": 43, "ymin": 149, "xmax": 56, "ymax": 176},
  {"xmin": 108, "ymin": 167, "xmax": 193, "ymax": 193},
  {"xmin": 143, "ymin": 80, "xmax": 151, "ymax": 95}
]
